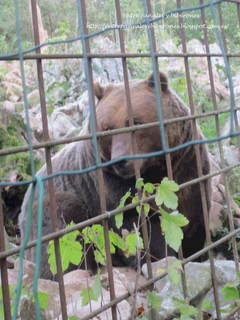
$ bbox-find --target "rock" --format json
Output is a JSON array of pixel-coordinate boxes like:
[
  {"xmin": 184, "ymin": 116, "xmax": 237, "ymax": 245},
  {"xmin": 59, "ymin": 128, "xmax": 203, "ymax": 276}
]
[
  {"xmin": 19, "ymin": 267, "xmax": 132, "ymax": 320},
  {"xmin": 0, "ymin": 258, "xmax": 35, "ymax": 287},
  {"xmin": 5, "ymin": 82, "xmax": 23, "ymax": 102},
  {"xmin": 142, "ymin": 257, "xmax": 177, "ymax": 293},
  {"xmin": 27, "ymin": 89, "xmax": 39, "ymax": 108},
  {"xmin": 187, "ymin": 39, "xmax": 205, "ymax": 55},
  {"xmin": 208, "ymin": 43, "xmax": 225, "ymax": 79},
  {"xmin": 53, "ymin": 87, "xmax": 65, "ymax": 102},
  {"xmin": 57, "ymin": 102, "xmax": 83, "ymax": 124},
  {"xmin": 14, "ymin": 258, "xmax": 35, "ymax": 286},
  {"xmin": 159, "ymin": 39, "xmax": 177, "ymax": 54},
  {"xmin": 212, "ymin": 145, "xmax": 240, "ymax": 195},
  {"xmin": 203, "ymin": 260, "xmax": 238, "ymax": 315},
  {"xmin": 142, "ymin": 259, "xmax": 212, "ymax": 320},
  {"xmin": 165, "ymin": 39, "xmax": 230, "ymax": 106},
  {"xmin": 48, "ymin": 110, "xmax": 79, "ymax": 140},
  {"xmin": 210, "ymin": 201, "xmax": 227, "ymax": 237},
  {"xmin": 20, "ymin": 279, "xmax": 60, "ymax": 320},
  {"xmin": 6, "ymin": 256, "xmax": 15, "ymax": 269},
  {"xmin": 1, "ymin": 101, "xmax": 16, "ymax": 113},
  {"xmin": 210, "ymin": 155, "xmax": 240, "ymax": 237},
  {"xmin": 58, "ymin": 288, "xmax": 131, "ymax": 320},
  {"xmin": 63, "ymin": 269, "xmax": 89, "ymax": 285}
]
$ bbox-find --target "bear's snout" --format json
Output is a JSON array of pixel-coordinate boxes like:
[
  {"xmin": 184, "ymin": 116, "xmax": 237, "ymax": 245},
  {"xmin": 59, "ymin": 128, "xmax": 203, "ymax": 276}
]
[
  {"xmin": 111, "ymin": 133, "xmax": 133, "ymax": 158},
  {"xmin": 111, "ymin": 133, "xmax": 136, "ymax": 178},
  {"xmin": 112, "ymin": 159, "xmax": 135, "ymax": 178}
]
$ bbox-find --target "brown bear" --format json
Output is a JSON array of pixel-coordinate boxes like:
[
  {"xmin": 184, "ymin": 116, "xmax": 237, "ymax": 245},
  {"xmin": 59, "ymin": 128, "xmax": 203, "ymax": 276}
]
[{"xmin": 19, "ymin": 70, "xmax": 212, "ymax": 279}]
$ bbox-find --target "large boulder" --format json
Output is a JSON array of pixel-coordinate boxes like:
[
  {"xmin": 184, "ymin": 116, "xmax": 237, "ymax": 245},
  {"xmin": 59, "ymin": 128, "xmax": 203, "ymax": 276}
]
[{"xmin": 142, "ymin": 258, "xmax": 212, "ymax": 320}]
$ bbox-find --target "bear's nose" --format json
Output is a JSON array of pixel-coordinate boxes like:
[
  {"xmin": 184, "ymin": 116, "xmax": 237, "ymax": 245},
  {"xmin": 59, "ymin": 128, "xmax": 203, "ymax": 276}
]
[{"xmin": 114, "ymin": 160, "xmax": 127, "ymax": 171}]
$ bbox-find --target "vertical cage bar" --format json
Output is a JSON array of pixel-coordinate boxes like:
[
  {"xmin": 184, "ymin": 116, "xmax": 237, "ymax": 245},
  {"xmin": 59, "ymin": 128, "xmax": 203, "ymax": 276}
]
[
  {"xmin": 79, "ymin": 1, "xmax": 117, "ymax": 319},
  {"xmin": 216, "ymin": 1, "xmax": 240, "ymax": 274},
  {"xmin": 218, "ymin": 3, "xmax": 228, "ymax": 53},
  {"xmin": 115, "ymin": 1, "xmax": 155, "ymax": 319},
  {"xmin": 200, "ymin": 1, "xmax": 237, "ymax": 316},
  {"xmin": 30, "ymin": 1, "xmax": 68, "ymax": 319},
  {"xmin": 177, "ymin": 0, "xmax": 221, "ymax": 318},
  {"xmin": 0, "ymin": 193, "xmax": 11, "ymax": 320},
  {"xmin": 234, "ymin": 2, "xmax": 240, "ymax": 149},
  {"xmin": 146, "ymin": 0, "xmax": 189, "ymax": 302}
]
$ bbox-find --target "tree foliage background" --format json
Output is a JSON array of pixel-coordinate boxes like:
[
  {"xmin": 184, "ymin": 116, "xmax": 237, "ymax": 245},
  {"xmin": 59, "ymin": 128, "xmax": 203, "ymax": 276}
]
[{"xmin": 0, "ymin": 0, "xmax": 239, "ymax": 55}]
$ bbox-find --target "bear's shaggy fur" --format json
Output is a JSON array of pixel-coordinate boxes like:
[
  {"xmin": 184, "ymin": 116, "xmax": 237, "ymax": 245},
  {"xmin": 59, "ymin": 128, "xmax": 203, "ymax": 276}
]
[{"xmin": 19, "ymin": 71, "xmax": 212, "ymax": 279}]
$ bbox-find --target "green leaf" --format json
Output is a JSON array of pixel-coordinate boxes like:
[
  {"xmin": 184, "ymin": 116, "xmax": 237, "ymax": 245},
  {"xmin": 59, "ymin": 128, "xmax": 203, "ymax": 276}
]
[
  {"xmin": 167, "ymin": 260, "xmax": 182, "ymax": 285},
  {"xmin": 143, "ymin": 203, "xmax": 150, "ymax": 217},
  {"xmin": 80, "ymin": 288, "xmax": 96, "ymax": 306},
  {"xmin": 115, "ymin": 190, "xmax": 131, "ymax": 228},
  {"xmin": 48, "ymin": 225, "xmax": 83, "ymax": 275},
  {"xmin": 115, "ymin": 213, "xmax": 123, "ymax": 229},
  {"xmin": 109, "ymin": 231, "xmax": 125, "ymax": 251},
  {"xmin": 48, "ymin": 241, "xmax": 57, "ymax": 275},
  {"xmin": 136, "ymin": 177, "xmax": 144, "ymax": 189},
  {"xmin": 156, "ymin": 178, "xmax": 179, "ymax": 210},
  {"xmin": 83, "ymin": 225, "xmax": 126, "ymax": 265},
  {"xmin": 161, "ymin": 211, "xmax": 183, "ymax": 252},
  {"xmin": 220, "ymin": 308, "xmax": 228, "ymax": 313},
  {"xmin": 124, "ymin": 232, "xmax": 143, "ymax": 258},
  {"xmin": 221, "ymin": 284, "xmax": 239, "ymax": 301},
  {"xmin": 203, "ymin": 300, "xmax": 213, "ymax": 309},
  {"xmin": 172, "ymin": 297, "xmax": 198, "ymax": 315},
  {"xmin": 33, "ymin": 291, "xmax": 50, "ymax": 310},
  {"xmin": 237, "ymin": 270, "xmax": 240, "ymax": 283},
  {"xmin": 92, "ymin": 270, "xmax": 102, "ymax": 301},
  {"xmin": 132, "ymin": 195, "xmax": 140, "ymax": 213},
  {"xmin": 132, "ymin": 194, "xmax": 150, "ymax": 217},
  {"xmin": 146, "ymin": 290, "xmax": 161, "ymax": 312},
  {"xmin": 68, "ymin": 317, "xmax": 80, "ymax": 320},
  {"xmin": 160, "ymin": 209, "xmax": 189, "ymax": 252},
  {"xmin": 83, "ymin": 225, "xmax": 106, "ymax": 265},
  {"xmin": 144, "ymin": 182, "xmax": 155, "ymax": 194},
  {"xmin": 169, "ymin": 211, "xmax": 189, "ymax": 227},
  {"xmin": 94, "ymin": 249, "xmax": 106, "ymax": 266}
]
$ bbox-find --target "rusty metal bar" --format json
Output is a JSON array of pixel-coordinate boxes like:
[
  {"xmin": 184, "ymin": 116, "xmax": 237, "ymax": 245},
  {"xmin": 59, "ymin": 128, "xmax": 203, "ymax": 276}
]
[
  {"xmin": 217, "ymin": 1, "xmax": 240, "ymax": 274},
  {"xmin": 68, "ymin": 221, "xmax": 240, "ymax": 320},
  {"xmin": 177, "ymin": 0, "xmax": 221, "ymax": 318},
  {"xmin": 200, "ymin": 2, "xmax": 235, "ymax": 317},
  {"xmin": 226, "ymin": 304, "xmax": 240, "ymax": 318},
  {"xmin": 79, "ymin": 1, "xmax": 117, "ymax": 319},
  {"xmin": 31, "ymin": 1, "xmax": 68, "ymax": 319},
  {"xmin": 146, "ymin": 0, "xmax": 189, "ymax": 303},
  {"xmin": 0, "ymin": 1, "xmax": 239, "ymax": 319},
  {"xmin": 0, "ymin": 159, "xmax": 240, "ymax": 261},
  {"xmin": 115, "ymin": 1, "xmax": 155, "ymax": 319},
  {"xmin": 2, "ymin": 189, "xmax": 240, "ymax": 265},
  {"xmin": 234, "ymin": 1, "xmax": 240, "ymax": 150},
  {"xmin": 225, "ymin": 0, "xmax": 240, "ymax": 3},
  {"xmin": 0, "ymin": 193, "xmax": 11, "ymax": 320},
  {"xmin": 2, "ymin": 52, "xmax": 240, "ymax": 61},
  {"xmin": 1, "ymin": 106, "xmax": 239, "ymax": 158}
]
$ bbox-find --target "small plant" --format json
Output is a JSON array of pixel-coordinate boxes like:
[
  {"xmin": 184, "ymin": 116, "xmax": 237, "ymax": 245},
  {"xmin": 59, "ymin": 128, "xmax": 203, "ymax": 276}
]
[
  {"xmin": 115, "ymin": 177, "xmax": 189, "ymax": 255},
  {"xmin": 0, "ymin": 283, "xmax": 50, "ymax": 318}
]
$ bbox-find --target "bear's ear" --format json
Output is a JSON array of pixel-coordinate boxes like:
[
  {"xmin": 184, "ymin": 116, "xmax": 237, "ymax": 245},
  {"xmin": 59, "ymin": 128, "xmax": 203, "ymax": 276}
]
[
  {"xmin": 147, "ymin": 70, "xmax": 168, "ymax": 91},
  {"xmin": 93, "ymin": 81, "xmax": 105, "ymax": 100}
]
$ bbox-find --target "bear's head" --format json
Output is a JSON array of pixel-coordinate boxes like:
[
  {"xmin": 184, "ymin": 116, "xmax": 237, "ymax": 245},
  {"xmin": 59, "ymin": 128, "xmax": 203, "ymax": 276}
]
[{"xmin": 93, "ymin": 70, "xmax": 190, "ymax": 179}]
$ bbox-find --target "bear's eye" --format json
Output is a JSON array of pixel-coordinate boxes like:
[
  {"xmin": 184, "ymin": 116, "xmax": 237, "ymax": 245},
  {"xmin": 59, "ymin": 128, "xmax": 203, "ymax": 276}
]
[
  {"xmin": 103, "ymin": 126, "xmax": 112, "ymax": 132},
  {"xmin": 134, "ymin": 121, "xmax": 143, "ymax": 126}
]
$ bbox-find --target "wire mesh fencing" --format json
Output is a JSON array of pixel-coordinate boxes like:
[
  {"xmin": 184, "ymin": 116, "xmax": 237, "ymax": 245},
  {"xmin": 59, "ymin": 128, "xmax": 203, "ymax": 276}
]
[{"xmin": 0, "ymin": 0, "xmax": 240, "ymax": 319}]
